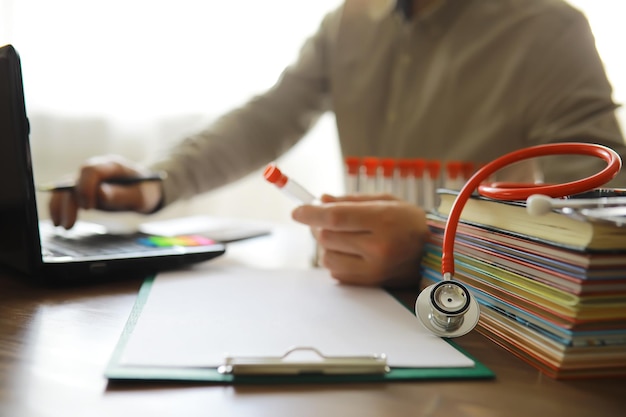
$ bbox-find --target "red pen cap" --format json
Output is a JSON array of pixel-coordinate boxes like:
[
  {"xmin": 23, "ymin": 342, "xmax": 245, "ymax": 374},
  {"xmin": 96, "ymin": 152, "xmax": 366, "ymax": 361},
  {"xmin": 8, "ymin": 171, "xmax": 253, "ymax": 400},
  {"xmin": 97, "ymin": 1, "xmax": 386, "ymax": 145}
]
[{"xmin": 263, "ymin": 164, "xmax": 288, "ymax": 188}]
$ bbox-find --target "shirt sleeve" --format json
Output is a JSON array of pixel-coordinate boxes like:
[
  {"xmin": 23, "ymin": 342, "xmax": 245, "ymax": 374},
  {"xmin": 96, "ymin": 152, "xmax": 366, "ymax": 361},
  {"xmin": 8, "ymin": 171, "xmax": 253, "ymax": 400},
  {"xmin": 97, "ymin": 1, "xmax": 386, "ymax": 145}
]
[
  {"xmin": 521, "ymin": 6, "xmax": 626, "ymax": 187},
  {"xmin": 150, "ymin": 7, "xmax": 342, "ymax": 206}
]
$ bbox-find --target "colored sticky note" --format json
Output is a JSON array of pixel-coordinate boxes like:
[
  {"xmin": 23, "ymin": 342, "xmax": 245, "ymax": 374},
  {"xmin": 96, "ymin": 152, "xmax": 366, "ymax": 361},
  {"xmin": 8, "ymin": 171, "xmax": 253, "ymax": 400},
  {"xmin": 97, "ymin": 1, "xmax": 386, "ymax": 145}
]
[{"xmin": 138, "ymin": 235, "xmax": 215, "ymax": 248}]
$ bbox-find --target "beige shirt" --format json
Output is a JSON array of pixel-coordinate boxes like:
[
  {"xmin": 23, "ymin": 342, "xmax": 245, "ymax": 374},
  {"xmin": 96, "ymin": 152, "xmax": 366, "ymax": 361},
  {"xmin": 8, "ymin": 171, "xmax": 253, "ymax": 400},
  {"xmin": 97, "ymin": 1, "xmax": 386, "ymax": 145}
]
[{"xmin": 152, "ymin": 0, "xmax": 626, "ymax": 206}]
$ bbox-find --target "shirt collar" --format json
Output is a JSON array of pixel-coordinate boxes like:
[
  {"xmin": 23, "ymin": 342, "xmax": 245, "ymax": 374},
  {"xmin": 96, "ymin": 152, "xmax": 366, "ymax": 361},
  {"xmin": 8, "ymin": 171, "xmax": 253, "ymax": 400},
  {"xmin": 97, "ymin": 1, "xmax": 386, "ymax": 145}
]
[
  {"xmin": 391, "ymin": 0, "xmax": 472, "ymax": 37},
  {"xmin": 394, "ymin": 0, "xmax": 445, "ymax": 20}
]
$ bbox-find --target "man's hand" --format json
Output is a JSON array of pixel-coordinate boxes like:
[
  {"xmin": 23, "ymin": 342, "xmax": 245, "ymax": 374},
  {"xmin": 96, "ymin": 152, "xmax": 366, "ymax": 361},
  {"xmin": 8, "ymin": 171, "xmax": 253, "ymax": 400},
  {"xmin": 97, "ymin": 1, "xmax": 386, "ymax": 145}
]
[
  {"xmin": 291, "ymin": 194, "xmax": 428, "ymax": 287},
  {"xmin": 48, "ymin": 155, "xmax": 163, "ymax": 229}
]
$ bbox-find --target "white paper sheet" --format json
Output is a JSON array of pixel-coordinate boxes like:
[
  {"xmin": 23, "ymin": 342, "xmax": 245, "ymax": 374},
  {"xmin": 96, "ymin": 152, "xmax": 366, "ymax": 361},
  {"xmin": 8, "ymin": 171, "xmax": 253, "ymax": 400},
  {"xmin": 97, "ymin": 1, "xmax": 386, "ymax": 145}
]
[{"xmin": 119, "ymin": 264, "xmax": 474, "ymax": 369}]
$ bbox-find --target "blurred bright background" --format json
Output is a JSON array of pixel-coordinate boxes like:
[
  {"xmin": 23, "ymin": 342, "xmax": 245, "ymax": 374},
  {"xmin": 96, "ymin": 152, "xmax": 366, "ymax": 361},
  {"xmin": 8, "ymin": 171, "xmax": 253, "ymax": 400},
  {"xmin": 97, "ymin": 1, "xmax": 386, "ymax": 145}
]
[{"xmin": 0, "ymin": 0, "xmax": 624, "ymax": 227}]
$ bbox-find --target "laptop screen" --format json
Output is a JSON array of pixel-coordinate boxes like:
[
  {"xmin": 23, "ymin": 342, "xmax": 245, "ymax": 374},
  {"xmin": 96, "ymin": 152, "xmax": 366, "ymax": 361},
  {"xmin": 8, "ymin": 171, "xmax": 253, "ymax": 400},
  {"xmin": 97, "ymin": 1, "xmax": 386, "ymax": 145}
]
[{"xmin": 0, "ymin": 44, "xmax": 44, "ymax": 275}]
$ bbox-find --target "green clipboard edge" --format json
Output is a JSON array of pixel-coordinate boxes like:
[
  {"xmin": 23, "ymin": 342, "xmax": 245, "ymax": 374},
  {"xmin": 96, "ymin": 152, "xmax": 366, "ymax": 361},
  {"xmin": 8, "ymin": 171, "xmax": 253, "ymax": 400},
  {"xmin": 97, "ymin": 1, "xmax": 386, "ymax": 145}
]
[{"xmin": 105, "ymin": 276, "xmax": 494, "ymax": 384}]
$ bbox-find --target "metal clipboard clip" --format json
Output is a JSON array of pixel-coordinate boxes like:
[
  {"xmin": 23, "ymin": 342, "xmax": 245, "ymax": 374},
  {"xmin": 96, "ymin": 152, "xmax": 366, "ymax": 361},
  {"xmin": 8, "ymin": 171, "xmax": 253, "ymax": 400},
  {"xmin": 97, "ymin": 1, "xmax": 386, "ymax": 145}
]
[{"xmin": 217, "ymin": 346, "xmax": 390, "ymax": 376}]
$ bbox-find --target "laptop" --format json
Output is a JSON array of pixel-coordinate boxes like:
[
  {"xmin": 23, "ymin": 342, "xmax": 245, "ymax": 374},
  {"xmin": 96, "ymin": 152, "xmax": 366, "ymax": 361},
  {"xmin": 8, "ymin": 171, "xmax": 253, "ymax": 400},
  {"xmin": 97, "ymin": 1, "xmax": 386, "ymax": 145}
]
[{"xmin": 0, "ymin": 44, "xmax": 226, "ymax": 284}]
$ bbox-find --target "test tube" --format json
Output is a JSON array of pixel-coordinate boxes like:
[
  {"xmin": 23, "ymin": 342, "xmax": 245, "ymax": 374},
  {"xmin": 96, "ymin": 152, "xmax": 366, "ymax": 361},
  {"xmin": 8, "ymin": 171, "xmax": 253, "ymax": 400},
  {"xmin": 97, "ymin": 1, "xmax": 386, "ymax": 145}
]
[
  {"xmin": 423, "ymin": 160, "xmax": 441, "ymax": 212},
  {"xmin": 263, "ymin": 164, "xmax": 316, "ymax": 204},
  {"xmin": 412, "ymin": 159, "xmax": 426, "ymax": 207},
  {"xmin": 344, "ymin": 156, "xmax": 361, "ymax": 195},
  {"xmin": 445, "ymin": 161, "xmax": 464, "ymax": 190},
  {"xmin": 361, "ymin": 157, "xmax": 380, "ymax": 194},
  {"xmin": 397, "ymin": 159, "xmax": 413, "ymax": 201},
  {"xmin": 380, "ymin": 158, "xmax": 396, "ymax": 195},
  {"xmin": 461, "ymin": 161, "xmax": 475, "ymax": 183},
  {"xmin": 263, "ymin": 163, "xmax": 320, "ymax": 267}
]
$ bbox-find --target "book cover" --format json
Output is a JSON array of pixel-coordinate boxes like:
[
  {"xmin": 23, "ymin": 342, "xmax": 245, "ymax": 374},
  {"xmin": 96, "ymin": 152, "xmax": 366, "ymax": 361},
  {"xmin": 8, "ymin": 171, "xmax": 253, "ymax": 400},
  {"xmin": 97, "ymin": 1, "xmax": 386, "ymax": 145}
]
[{"xmin": 435, "ymin": 189, "xmax": 626, "ymax": 251}]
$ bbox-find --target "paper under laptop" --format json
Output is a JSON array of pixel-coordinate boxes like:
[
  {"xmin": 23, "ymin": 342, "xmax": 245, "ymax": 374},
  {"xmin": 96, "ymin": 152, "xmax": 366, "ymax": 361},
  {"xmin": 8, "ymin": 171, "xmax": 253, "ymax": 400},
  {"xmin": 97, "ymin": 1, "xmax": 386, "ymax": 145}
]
[{"xmin": 0, "ymin": 43, "xmax": 228, "ymax": 283}]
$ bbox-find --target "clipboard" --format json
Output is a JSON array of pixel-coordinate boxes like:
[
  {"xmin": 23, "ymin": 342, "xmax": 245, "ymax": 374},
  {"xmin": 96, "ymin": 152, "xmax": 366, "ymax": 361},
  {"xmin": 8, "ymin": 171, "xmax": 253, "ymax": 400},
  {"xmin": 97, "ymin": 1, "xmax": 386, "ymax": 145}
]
[{"xmin": 105, "ymin": 266, "xmax": 494, "ymax": 384}]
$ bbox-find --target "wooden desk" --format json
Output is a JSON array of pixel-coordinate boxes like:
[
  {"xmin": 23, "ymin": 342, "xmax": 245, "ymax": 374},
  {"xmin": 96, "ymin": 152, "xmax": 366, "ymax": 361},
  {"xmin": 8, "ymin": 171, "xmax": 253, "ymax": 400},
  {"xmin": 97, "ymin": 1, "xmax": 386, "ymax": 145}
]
[{"xmin": 0, "ymin": 225, "xmax": 624, "ymax": 417}]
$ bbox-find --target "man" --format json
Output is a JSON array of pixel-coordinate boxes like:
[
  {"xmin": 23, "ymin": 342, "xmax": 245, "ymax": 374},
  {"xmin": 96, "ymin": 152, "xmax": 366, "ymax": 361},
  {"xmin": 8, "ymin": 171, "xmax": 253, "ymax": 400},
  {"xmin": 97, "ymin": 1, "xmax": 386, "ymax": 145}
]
[{"xmin": 49, "ymin": 0, "xmax": 626, "ymax": 286}]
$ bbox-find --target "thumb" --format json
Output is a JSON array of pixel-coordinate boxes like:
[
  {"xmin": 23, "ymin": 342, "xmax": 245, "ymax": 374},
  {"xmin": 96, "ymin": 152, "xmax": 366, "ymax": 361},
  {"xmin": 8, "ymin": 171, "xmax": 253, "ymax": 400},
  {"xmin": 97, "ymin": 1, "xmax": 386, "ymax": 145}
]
[{"xmin": 319, "ymin": 194, "xmax": 339, "ymax": 203}]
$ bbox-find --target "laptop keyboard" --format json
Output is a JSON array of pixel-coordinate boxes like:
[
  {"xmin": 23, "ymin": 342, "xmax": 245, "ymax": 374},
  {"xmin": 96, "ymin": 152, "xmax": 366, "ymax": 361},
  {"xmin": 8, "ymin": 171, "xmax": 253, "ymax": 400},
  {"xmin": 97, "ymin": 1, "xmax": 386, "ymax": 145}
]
[{"xmin": 43, "ymin": 233, "xmax": 156, "ymax": 258}]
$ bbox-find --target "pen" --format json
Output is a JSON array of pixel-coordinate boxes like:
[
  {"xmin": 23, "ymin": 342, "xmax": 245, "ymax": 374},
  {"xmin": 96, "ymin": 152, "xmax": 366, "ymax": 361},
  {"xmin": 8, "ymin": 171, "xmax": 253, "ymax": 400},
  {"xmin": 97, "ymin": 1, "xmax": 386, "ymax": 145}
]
[{"xmin": 37, "ymin": 172, "xmax": 167, "ymax": 192}]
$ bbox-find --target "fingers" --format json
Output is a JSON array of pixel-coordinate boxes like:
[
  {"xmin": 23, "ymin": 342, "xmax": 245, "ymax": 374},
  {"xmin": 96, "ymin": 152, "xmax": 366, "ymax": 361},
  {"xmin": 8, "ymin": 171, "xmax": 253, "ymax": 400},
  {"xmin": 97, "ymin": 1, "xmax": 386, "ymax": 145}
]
[
  {"xmin": 317, "ymin": 247, "xmax": 421, "ymax": 287},
  {"xmin": 316, "ymin": 228, "xmax": 369, "ymax": 257},
  {"xmin": 75, "ymin": 156, "xmax": 144, "ymax": 210},
  {"xmin": 292, "ymin": 200, "xmax": 401, "ymax": 231},
  {"xmin": 97, "ymin": 181, "xmax": 163, "ymax": 213},
  {"xmin": 49, "ymin": 190, "xmax": 79, "ymax": 229},
  {"xmin": 47, "ymin": 155, "xmax": 163, "ymax": 229},
  {"xmin": 316, "ymin": 225, "xmax": 422, "ymax": 264},
  {"xmin": 298, "ymin": 199, "xmax": 427, "ymax": 286},
  {"xmin": 320, "ymin": 193, "xmax": 397, "ymax": 203},
  {"xmin": 318, "ymin": 247, "xmax": 425, "ymax": 287},
  {"xmin": 317, "ymin": 248, "xmax": 379, "ymax": 286}
]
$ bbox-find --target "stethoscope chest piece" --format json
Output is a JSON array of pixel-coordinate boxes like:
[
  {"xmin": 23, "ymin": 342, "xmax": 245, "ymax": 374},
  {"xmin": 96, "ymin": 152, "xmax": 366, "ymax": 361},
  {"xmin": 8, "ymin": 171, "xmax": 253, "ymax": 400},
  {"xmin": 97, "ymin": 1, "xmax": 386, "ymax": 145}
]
[{"xmin": 415, "ymin": 280, "xmax": 480, "ymax": 338}]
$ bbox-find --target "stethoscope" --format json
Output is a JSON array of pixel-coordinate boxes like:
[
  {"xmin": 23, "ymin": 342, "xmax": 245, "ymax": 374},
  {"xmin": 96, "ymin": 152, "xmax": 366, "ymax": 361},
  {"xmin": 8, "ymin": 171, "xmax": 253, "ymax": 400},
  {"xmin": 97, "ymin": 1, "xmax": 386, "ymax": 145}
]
[{"xmin": 415, "ymin": 142, "xmax": 623, "ymax": 337}]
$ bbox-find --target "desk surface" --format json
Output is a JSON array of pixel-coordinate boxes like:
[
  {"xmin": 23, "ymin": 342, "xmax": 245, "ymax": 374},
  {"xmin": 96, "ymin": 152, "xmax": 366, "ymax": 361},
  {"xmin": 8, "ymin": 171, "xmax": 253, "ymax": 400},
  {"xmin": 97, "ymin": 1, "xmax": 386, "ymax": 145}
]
[{"xmin": 0, "ymin": 224, "xmax": 624, "ymax": 417}]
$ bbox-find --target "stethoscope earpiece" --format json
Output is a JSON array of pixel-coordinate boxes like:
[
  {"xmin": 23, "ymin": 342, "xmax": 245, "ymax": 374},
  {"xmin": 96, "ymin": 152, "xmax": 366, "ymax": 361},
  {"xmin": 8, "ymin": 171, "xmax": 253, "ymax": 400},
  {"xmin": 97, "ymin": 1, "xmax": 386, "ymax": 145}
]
[
  {"xmin": 525, "ymin": 194, "xmax": 554, "ymax": 215},
  {"xmin": 526, "ymin": 193, "xmax": 626, "ymax": 216}
]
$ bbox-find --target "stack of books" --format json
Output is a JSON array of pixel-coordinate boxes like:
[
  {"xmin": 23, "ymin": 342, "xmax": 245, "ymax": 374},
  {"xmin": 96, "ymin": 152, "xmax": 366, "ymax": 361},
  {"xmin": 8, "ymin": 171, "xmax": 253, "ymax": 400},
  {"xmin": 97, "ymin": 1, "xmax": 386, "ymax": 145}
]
[{"xmin": 421, "ymin": 189, "xmax": 626, "ymax": 379}]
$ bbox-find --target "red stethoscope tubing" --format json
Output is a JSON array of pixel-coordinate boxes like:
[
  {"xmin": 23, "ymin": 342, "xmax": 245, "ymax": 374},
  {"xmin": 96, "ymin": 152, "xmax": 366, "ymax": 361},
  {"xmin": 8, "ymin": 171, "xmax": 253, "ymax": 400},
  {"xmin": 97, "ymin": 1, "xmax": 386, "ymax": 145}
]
[{"xmin": 441, "ymin": 143, "xmax": 622, "ymax": 277}]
